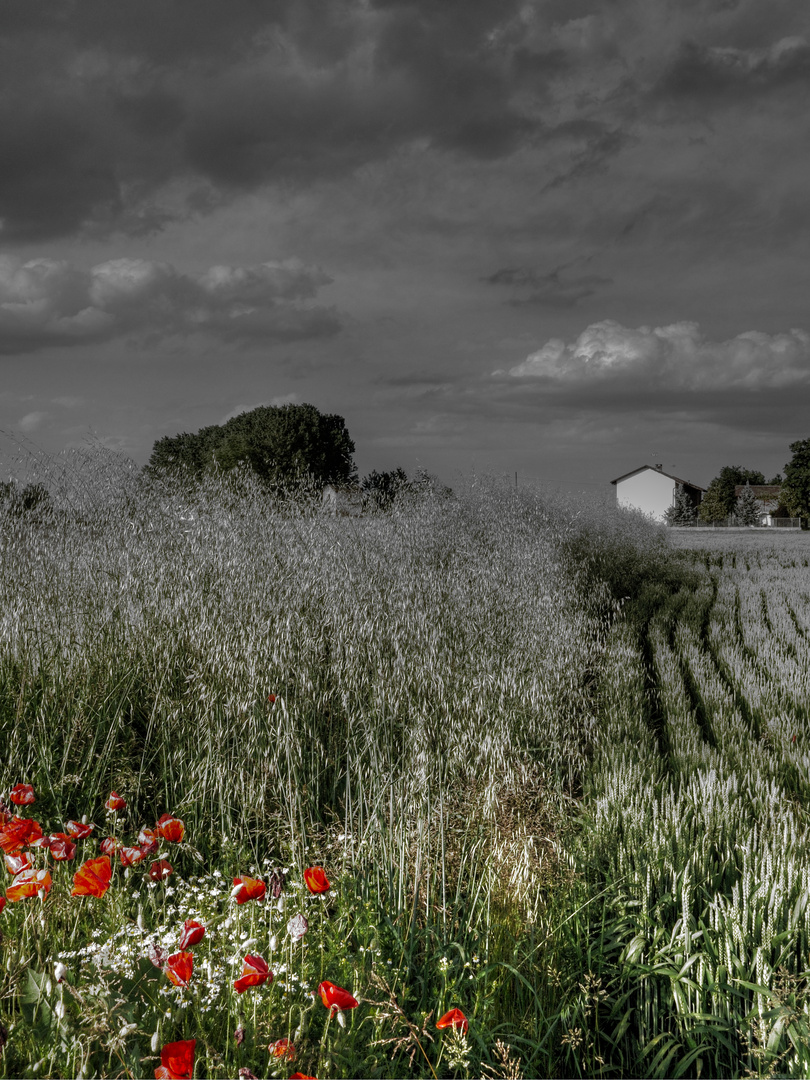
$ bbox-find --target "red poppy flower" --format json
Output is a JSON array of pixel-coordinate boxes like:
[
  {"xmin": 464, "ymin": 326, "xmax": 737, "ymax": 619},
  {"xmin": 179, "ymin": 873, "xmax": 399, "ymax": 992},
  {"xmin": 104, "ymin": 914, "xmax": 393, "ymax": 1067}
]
[
  {"xmin": 119, "ymin": 845, "xmax": 149, "ymax": 867},
  {"xmin": 304, "ymin": 866, "xmax": 330, "ymax": 894},
  {"xmin": 65, "ymin": 820, "xmax": 94, "ymax": 840},
  {"xmin": 267, "ymin": 693, "xmax": 277, "ymax": 704},
  {"xmin": 149, "ymin": 859, "xmax": 173, "ymax": 882},
  {"xmin": 100, "ymin": 836, "xmax": 121, "ymax": 856},
  {"xmin": 105, "ymin": 792, "xmax": 127, "ymax": 812},
  {"xmin": 138, "ymin": 826, "xmax": 160, "ymax": 855},
  {"xmin": 270, "ymin": 1038, "xmax": 296, "ymax": 1061},
  {"xmin": 4, "ymin": 852, "xmax": 31, "ymax": 875},
  {"xmin": 45, "ymin": 833, "xmax": 77, "ymax": 861},
  {"xmin": 71, "ymin": 856, "xmax": 112, "ymax": 898},
  {"xmin": 178, "ymin": 919, "xmax": 206, "ymax": 949},
  {"xmin": 165, "ymin": 950, "xmax": 194, "ymax": 987},
  {"xmin": 233, "ymin": 954, "xmax": 272, "ymax": 993},
  {"xmin": 0, "ymin": 818, "xmax": 43, "ymax": 854},
  {"xmin": 232, "ymin": 876, "xmax": 266, "ymax": 904},
  {"xmin": 318, "ymin": 981, "xmax": 358, "ymax": 1012},
  {"xmin": 437, "ymin": 1008, "xmax": 469, "ymax": 1034},
  {"xmin": 9, "ymin": 783, "xmax": 35, "ymax": 805},
  {"xmin": 0, "ymin": 896, "xmax": 5, "ymax": 914},
  {"xmin": 6, "ymin": 868, "xmax": 52, "ymax": 901},
  {"xmin": 156, "ymin": 813, "xmax": 185, "ymax": 843},
  {"xmin": 288, "ymin": 1074, "xmax": 317, "ymax": 1080},
  {"xmin": 154, "ymin": 1039, "xmax": 195, "ymax": 1080}
]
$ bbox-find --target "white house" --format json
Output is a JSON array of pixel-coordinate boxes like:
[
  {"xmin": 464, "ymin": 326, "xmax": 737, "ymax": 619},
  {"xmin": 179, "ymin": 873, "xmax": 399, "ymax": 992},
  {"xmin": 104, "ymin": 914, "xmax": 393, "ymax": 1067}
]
[{"xmin": 610, "ymin": 464, "xmax": 704, "ymax": 521}]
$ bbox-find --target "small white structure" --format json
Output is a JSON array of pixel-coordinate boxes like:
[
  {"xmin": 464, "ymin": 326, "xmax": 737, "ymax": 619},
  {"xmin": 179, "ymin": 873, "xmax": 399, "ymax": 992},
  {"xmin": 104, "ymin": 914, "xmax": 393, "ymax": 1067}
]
[
  {"xmin": 611, "ymin": 464, "xmax": 704, "ymax": 521},
  {"xmin": 321, "ymin": 484, "xmax": 364, "ymax": 517}
]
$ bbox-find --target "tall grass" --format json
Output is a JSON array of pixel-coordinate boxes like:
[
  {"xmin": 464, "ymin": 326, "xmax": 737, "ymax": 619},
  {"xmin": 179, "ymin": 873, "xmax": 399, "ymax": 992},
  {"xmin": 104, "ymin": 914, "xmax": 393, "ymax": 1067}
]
[
  {"xmin": 2, "ymin": 461, "xmax": 608, "ymax": 838},
  {"xmin": 0, "ymin": 449, "xmax": 692, "ymax": 1076}
]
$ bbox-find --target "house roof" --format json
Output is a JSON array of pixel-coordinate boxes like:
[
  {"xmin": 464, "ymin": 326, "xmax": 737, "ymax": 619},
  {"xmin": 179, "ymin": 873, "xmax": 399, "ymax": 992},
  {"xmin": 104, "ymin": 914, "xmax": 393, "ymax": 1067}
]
[{"xmin": 610, "ymin": 465, "xmax": 706, "ymax": 491}]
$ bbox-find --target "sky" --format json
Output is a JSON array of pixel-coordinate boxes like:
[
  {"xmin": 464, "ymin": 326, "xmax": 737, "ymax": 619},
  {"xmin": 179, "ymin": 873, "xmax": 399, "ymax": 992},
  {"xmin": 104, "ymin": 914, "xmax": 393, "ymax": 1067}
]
[{"xmin": 2, "ymin": 0, "xmax": 810, "ymax": 492}]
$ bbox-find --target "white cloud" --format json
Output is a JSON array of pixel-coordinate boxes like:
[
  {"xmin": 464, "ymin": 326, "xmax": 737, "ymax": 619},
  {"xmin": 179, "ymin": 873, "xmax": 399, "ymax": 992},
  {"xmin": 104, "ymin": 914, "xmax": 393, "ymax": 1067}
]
[
  {"xmin": 0, "ymin": 255, "xmax": 339, "ymax": 353},
  {"xmin": 19, "ymin": 411, "xmax": 48, "ymax": 433},
  {"xmin": 500, "ymin": 320, "xmax": 810, "ymax": 390}
]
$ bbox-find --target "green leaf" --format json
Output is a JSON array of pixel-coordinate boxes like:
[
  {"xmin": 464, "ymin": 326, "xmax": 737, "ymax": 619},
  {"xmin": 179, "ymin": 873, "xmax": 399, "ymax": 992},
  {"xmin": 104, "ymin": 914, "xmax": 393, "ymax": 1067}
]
[
  {"xmin": 19, "ymin": 969, "xmax": 54, "ymax": 1038},
  {"xmin": 108, "ymin": 955, "xmax": 161, "ymax": 1008}
]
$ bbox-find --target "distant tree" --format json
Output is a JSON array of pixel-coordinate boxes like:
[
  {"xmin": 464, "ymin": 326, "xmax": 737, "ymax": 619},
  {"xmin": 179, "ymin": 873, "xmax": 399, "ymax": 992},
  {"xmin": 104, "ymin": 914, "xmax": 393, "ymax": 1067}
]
[
  {"xmin": 0, "ymin": 480, "xmax": 52, "ymax": 517},
  {"xmin": 147, "ymin": 403, "xmax": 356, "ymax": 491},
  {"xmin": 409, "ymin": 467, "xmax": 454, "ymax": 501},
  {"xmin": 768, "ymin": 473, "xmax": 784, "ymax": 485},
  {"xmin": 361, "ymin": 467, "xmax": 410, "ymax": 512},
  {"xmin": 734, "ymin": 483, "xmax": 762, "ymax": 526},
  {"xmin": 698, "ymin": 466, "xmax": 765, "ymax": 523},
  {"xmin": 697, "ymin": 484, "xmax": 729, "ymax": 524},
  {"xmin": 781, "ymin": 438, "xmax": 810, "ymax": 526},
  {"xmin": 664, "ymin": 485, "xmax": 697, "ymax": 527}
]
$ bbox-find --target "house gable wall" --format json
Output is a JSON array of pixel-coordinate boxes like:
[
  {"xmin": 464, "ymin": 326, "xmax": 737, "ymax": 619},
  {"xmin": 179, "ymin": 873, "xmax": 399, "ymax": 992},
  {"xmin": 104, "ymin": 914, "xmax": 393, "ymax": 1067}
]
[{"xmin": 615, "ymin": 469, "xmax": 678, "ymax": 521}]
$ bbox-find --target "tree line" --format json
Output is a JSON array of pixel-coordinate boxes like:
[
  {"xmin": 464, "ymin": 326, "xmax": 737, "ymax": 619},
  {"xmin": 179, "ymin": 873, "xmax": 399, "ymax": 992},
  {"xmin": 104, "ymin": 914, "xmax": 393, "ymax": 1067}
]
[{"xmin": 666, "ymin": 441, "xmax": 810, "ymax": 526}]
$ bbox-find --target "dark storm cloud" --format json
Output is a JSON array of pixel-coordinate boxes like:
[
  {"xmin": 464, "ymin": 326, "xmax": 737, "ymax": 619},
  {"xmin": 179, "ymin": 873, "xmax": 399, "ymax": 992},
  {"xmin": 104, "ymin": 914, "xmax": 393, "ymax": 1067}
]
[
  {"xmin": 0, "ymin": 0, "xmax": 546, "ymax": 240},
  {"xmin": 0, "ymin": 255, "xmax": 339, "ymax": 353},
  {"xmin": 0, "ymin": 104, "xmax": 121, "ymax": 241},
  {"xmin": 3, "ymin": 0, "xmax": 810, "ymax": 243}
]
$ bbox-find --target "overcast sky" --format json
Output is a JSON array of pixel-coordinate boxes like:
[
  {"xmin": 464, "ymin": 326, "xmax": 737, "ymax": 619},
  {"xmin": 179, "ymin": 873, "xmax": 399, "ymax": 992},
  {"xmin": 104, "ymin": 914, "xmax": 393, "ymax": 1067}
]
[{"xmin": 2, "ymin": 0, "xmax": 809, "ymax": 490}]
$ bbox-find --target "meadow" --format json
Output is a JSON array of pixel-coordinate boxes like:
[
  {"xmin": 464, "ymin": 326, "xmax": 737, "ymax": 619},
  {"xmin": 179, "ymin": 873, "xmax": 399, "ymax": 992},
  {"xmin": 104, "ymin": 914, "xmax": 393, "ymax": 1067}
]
[{"xmin": 1, "ymin": 454, "xmax": 809, "ymax": 1078}]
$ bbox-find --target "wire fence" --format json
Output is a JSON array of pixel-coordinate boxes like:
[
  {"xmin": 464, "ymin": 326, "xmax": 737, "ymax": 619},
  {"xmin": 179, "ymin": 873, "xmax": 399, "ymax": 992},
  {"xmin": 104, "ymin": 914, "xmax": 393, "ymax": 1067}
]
[{"xmin": 673, "ymin": 516, "xmax": 803, "ymax": 529}]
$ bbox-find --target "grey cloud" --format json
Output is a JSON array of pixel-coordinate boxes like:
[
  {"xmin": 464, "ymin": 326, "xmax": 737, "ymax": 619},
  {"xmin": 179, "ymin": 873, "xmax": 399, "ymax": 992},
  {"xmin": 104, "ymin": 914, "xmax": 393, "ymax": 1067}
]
[
  {"xmin": 658, "ymin": 36, "xmax": 810, "ymax": 99},
  {"xmin": 484, "ymin": 265, "xmax": 611, "ymax": 308},
  {"xmin": 0, "ymin": 255, "xmax": 339, "ymax": 353}
]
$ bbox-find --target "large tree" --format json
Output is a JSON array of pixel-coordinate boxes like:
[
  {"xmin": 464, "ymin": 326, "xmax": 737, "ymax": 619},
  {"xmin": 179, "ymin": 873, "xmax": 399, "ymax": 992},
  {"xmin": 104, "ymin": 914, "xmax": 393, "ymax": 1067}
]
[
  {"xmin": 781, "ymin": 438, "xmax": 810, "ymax": 526},
  {"xmin": 698, "ymin": 465, "xmax": 765, "ymax": 523},
  {"xmin": 147, "ymin": 403, "xmax": 356, "ymax": 489}
]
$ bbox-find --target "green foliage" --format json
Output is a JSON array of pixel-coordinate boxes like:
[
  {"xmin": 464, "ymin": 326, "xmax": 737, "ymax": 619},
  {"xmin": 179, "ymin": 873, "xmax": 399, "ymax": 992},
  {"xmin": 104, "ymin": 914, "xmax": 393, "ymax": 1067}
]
[
  {"xmin": 699, "ymin": 466, "xmax": 765, "ymax": 523},
  {"xmin": 734, "ymin": 482, "xmax": 762, "ymax": 526},
  {"xmin": 664, "ymin": 485, "xmax": 697, "ymax": 527},
  {"xmin": 698, "ymin": 483, "xmax": 730, "ymax": 523},
  {"xmin": 146, "ymin": 402, "xmax": 356, "ymax": 491},
  {"xmin": 781, "ymin": 438, "xmax": 810, "ymax": 525},
  {"xmin": 361, "ymin": 466, "xmax": 410, "ymax": 511},
  {"xmin": 0, "ymin": 479, "xmax": 53, "ymax": 516}
]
